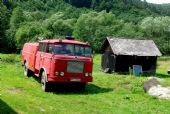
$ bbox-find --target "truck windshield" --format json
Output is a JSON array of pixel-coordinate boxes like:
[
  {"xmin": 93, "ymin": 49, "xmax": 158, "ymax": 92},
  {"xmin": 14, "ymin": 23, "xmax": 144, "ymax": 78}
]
[{"xmin": 48, "ymin": 44, "xmax": 92, "ymax": 57}]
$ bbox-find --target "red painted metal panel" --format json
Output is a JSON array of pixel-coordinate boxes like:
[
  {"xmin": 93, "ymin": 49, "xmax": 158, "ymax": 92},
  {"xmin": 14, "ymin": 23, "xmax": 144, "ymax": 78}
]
[{"xmin": 21, "ymin": 39, "xmax": 93, "ymax": 84}]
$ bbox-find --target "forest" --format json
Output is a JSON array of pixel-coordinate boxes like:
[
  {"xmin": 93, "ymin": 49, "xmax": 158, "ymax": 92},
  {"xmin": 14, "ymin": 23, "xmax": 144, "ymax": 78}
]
[{"xmin": 0, "ymin": 0, "xmax": 170, "ymax": 54}]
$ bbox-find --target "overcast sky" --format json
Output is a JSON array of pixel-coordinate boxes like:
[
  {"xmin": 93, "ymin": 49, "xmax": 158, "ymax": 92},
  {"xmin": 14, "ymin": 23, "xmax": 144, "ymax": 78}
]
[{"xmin": 146, "ymin": 0, "xmax": 170, "ymax": 4}]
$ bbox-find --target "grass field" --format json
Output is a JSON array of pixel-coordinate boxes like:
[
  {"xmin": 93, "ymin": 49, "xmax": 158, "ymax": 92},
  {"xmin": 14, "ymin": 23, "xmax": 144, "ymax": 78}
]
[{"xmin": 0, "ymin": 54, "xmax": 170, "ymax": 114}]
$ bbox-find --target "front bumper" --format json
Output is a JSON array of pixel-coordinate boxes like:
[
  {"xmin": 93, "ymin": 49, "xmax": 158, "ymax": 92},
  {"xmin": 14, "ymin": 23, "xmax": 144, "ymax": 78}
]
[{"xmin": 47, "ymin": 76, "xmax": 93, "ymax": 82}]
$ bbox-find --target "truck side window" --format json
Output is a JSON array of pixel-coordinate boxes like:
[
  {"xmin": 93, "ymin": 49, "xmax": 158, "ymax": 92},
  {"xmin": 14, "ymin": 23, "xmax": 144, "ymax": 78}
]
[
  {"xmin": 48, "ymin": 46, "xmax": 53, "ymax": 53},
  {"xmin": 48, "ymin": 44, "xmax": 54, "ymax": 54},
  {"xmin": 39, "ymin": 43, "xmax": 46, "ymax": 52}
]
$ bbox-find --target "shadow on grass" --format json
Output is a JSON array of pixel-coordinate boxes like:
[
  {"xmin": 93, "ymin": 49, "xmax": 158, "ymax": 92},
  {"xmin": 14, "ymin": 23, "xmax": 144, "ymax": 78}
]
[
  {"xmin": 51, "ymin": 83, "xmax": 113, "ymax": 95},
  {"xmin": 110, "ymin": 70, "xmax": 170, "ymax": 78},
  {"xmin": 154, "ymin": 73, "xmax": 170, "ymax": 78},
  {"xmin": 136, "ymin": 73, "xmax": 170, "ymax": 78},
  {"xmin": 31, "ymin": 74, "xmax": 40, "ymax": 83},
  {"xmin": 85, "ymin": 84, "xmax": 113, "ymax": 94},
  {"xmin": 30, "ymin": 75, "xmax": 113, "ymax": 94},
  {"xmin": 0, "ymin": 99, "xmax": 17, "ymax": 114}
]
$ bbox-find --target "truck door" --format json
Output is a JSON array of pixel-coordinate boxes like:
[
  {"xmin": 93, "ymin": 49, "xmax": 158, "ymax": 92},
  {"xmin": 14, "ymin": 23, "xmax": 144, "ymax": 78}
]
[
  {"xmin": 35, "ymin": 43, "xmax": 46, "ymax": 71},
  {"xmin": 43, "ymin": 46, "xmax": 53, "ymax": 75}
]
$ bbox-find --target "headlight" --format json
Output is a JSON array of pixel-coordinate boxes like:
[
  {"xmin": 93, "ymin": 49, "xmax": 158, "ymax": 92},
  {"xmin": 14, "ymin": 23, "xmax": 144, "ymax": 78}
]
[
  {"xmin": 55, "ymin": 72, "xmax": 59, "ymax": 76},
  {"xmin": 60, "ymin": 72, "xmax": 64, "ymax": 76},
  {"xmin": 85, "ymin": 73, "xmax": 88, "ymax": 77}
]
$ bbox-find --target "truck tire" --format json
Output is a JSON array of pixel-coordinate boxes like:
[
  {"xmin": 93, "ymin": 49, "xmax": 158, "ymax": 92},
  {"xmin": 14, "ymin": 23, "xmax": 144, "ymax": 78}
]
[
  {"xmin": 41, "ymin": 71, "xmax": 49, "ymax": 92},
  {"xmin": 24, "ymin": 62, "xmax": 32, "ymax": 77}
]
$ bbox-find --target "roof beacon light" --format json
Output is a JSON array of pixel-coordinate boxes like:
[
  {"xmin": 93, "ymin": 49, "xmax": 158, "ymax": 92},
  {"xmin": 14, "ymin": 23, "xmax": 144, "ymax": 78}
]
[{"xmin": 65, "ymin": 34, "xmax": 74, "ymax": 40}]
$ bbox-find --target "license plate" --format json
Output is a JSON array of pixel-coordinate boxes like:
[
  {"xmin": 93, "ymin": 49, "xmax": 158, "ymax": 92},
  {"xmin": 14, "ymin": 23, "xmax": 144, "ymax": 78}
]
[{"xmin": 70, "ymin": 78, "xmax": 81, "ymax": 82}]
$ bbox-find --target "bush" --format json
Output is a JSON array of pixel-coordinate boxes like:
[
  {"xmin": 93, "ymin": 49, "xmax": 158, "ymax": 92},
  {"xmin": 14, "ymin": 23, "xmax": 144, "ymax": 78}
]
[
  {"xmin": 15, "ymin": 22, "xmax": 52, "ymax": 48},
  {"xmin": 0, "ymin": 54, "xmax": 19, "ymax": 63},
  {"xmin": 73, "ymin": 11, "xmax": 124, "ymax": 52}
]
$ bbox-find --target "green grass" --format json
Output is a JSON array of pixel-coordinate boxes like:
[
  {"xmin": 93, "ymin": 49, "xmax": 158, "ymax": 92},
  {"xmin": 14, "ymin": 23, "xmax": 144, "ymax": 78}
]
[{"xmin": 0, "ymin": 54, "xmax": 170, "ymax": 114}]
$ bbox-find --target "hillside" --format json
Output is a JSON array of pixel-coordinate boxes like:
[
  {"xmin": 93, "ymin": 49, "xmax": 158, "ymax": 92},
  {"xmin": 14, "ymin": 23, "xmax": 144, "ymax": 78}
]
[
  {"xmin": 0, "ymin": 0, "xmax": 170, "ymax": 54},
  {"xmin": 65, "ymin": 0, "xmax": 170, "ymax": 23}
]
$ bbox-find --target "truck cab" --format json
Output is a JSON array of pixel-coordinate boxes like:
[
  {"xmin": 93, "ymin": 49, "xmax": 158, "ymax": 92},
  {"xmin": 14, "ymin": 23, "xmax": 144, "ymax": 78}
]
[{"xmin": 21, "ymin": 38, "xmax": 93, "ymax": 91}]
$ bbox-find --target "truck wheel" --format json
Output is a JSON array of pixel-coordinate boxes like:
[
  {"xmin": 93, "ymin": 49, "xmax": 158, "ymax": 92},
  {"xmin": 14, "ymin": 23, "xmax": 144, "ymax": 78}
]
[
  {"xmin": 41, "ymin": 71, "xmax": 49, "ymax": 92},
  {"xmin": 24, "ymin": 62, "xmax": 32, "ymax": 77}
]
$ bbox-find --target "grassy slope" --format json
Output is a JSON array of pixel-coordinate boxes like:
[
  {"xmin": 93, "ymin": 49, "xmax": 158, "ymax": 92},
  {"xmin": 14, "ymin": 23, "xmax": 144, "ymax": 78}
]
[{"xmin": 0, "ymin": 54, "xmax": 170, "ymax": 114}]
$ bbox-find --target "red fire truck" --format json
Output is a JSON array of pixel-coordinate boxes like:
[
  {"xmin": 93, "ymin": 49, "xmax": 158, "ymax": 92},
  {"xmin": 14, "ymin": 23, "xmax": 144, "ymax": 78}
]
[{"xmin": 21, "ymin": 37, "xmax": 93, "ymax": 91}]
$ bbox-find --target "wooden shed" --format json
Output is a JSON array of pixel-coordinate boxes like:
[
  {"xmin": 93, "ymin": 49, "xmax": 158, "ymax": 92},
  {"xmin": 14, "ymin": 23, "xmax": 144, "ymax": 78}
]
[{"xmin": 101, "ymin": 37, "xmax": 162, "ymax": 74}]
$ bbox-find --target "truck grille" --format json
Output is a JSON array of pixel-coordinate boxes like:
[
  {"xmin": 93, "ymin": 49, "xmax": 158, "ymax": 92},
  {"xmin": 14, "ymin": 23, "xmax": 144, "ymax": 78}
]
[{"xmin": 67, "ymin": 61, "xmax": 84, "ymax": 73}]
